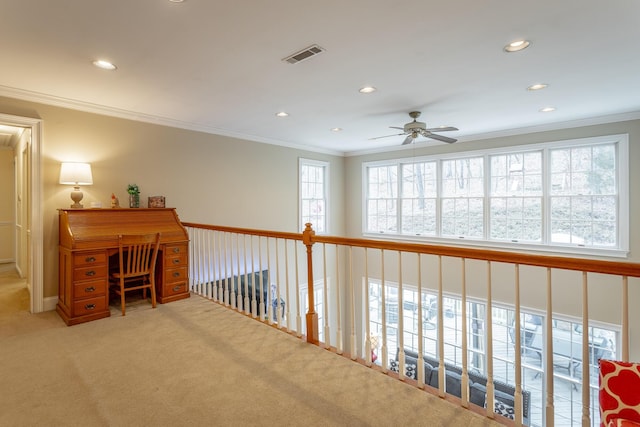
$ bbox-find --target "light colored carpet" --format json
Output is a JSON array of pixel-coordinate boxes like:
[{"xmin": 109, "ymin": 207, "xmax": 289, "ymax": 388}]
[{"xmin": 0, "ymin": 269, "xmax": 501, "ymax": 426}]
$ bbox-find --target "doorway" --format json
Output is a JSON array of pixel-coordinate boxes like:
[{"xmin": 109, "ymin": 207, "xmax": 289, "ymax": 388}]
[{"xmin": 0, "ymin": 113, "xmax": 43, "ymax": 314}]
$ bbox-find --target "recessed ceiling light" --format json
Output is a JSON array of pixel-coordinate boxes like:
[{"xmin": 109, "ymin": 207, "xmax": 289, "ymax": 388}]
[
  {"xmin": 527, "ymin": 83, "xmax": 548, "ymax": 91},
  {"xmin": 539, "ymin": 106, "xmax": 556, "ymax": 113},
  {"xmin": 168, "ymin": 0, "xmax": 185, "ymax": 3},
  {"xmin": 92, "ymin": 59, "xmax": 117, "ymax": 70},
  {"xmin": 504, "ymin": 39, "xmax": 530, "ymax": 52},
  {"xmin": 275, "ymin": 111, "xmax": 289, "ymax": 117},
  {"xmin": 359, "ymin": 86, "xmax": 377, "ymax": 94},
  {"xmin": 331, "ymin": 127, "xmax": 342, "ymax": 132}
]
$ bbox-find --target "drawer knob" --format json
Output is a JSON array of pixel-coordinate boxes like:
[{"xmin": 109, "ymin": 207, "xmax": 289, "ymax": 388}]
[
  {"xmin": 173, "ymin": 247, "xmax": 180, "ymax": 254},
  {"xmin": 172, "ymin": 259, "xmax": 180, "ymax": 264},
  {"xmin": 172, "ymin": 285, "xmax": 182, "ymax": 292},
  {"xmin": 173, "ymin": 271, "xmax": 181, "ymax": 277},
  {"xmin": 85, "ymin": 286, "xmax": 96, "ymax": 293},
  {"xmin": 84, "ymin": 303, "xmax": 96, "ymax": 310},
  {"xmin": 85, "ymin": 256, "xmax": 96, "ymax": 262},
  {"xmin": 85, "ymin": 270, "xmax": 96, "ymax": 277}
]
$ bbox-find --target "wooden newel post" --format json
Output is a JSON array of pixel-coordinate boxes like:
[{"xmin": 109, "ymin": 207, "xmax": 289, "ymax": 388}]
[{"xmin": 303, "ymin": 223, "xmax": 319, "ymax": 345}]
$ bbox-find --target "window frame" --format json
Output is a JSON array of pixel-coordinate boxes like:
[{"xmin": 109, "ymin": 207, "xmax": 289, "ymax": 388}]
[
  {"xmin": 299, "ymin": 158, "xmax": 330, "ymax": 234},
  {"xmin": 364, "ymin": 278, "xmax": 619, "ymax": 427},
  {"xmin": 362, "ymin": 134, "xmax": 629, "ymax": 258}
]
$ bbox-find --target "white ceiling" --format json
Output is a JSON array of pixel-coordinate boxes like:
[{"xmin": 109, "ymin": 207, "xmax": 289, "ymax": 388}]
[{"xmin": 2, "ymin": 1, "xmax": 639, "ymax": 155}]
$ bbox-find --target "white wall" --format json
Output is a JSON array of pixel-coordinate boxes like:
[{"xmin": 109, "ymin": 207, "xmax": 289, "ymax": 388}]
[{"xmin": 0, "ymin": 95, "xmax": 345, "ymax": 303}]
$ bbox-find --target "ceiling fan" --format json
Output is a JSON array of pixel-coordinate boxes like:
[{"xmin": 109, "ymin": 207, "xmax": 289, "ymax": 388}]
[{"xmin": 370, "ymin": 111, "xmax": 458, "ymax": 145}]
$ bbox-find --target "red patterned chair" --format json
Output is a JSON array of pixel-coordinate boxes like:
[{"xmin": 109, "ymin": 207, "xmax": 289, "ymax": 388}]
[{"xmin": 599, "ymin": 359, "xmax": 640, "ymax": 427}]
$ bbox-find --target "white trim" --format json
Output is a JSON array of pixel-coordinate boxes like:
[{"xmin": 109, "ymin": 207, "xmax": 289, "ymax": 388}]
[
  {"xmin": 299, "ymin": 158, "xmax": 330, "ymax": 234},
  {"xmin": 362, "ymin": 134, "xmax": 630, "ymax": 258},
  {"xmin": 0, "ymin": 113, "xmax": 43, "ymax": 313},
  {"xmin": 0, "ymin": 85, "xmax": 344, "ymax": 157}
]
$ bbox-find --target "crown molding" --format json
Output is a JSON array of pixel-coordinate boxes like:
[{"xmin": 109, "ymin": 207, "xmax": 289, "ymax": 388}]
[{"xmin": 0, "ymin": 85, "xmax": 343, "ymax": 157}]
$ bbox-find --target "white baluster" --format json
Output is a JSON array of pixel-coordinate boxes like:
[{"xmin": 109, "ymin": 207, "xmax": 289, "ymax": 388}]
[
  {"xmin": 284, "ymin": 240, "xmax": 291, "ymax": 332},
  {"xmin": 485, "ymin": 261, "xmax": 494, "ymax": 419},
  {"xmin": 323, "ymin": 243, "xmax": 331, "ymax": 349},
  {"xmin": 335, "ymin": 244, "xmax": 343, "ymax": 355},
  {"xmin": 380, "ymin": 249, "xmax": 387, "ymax": 371},
  {"xmin": 250, "ymin": 236, "xmax": 256, "ymax": 317},
  {"xmin": 295, "ymin": 241, "xmax": 301, "ymax": 337},
  {"xmin": 514, "ymin": 264, "xmax": 522, "ymax": 426},
  {"xmin": 460, "ymin": 258, "xmax": 468, "ymax": 406},
  {"xmin": 364, "ymin": 247, "xmax": 371, "ymax": 366},
  {"xmin": 259, "ymin": 237, "xmax": 265, "ymax": 320},
  {"xmin": 581, "ymin": 272, "xmax": 591, "ymax": 427},
  {"xmin": 437, "ymin": 255, "xmax": 445, "ymax": 398},
  {"xmin": 417, "ymin": 254, "xmax": 424, "ymax": 389},
  {"xmin": 545, "ymin": 267, "xmax": 555, "ymax": 427},
  {"xmin": 398, "ymin": 252, "xmax": 405, "ymax": 379},
  {"xmin": 243, "ymin": 235, "xmax": 249, "ymax": 314},
  {"xmin": 349, "ymin": 246, "xmax": 357, "ymax": 360}
]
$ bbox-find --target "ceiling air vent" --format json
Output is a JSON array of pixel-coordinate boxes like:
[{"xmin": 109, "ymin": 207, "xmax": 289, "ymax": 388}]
[{"xmin": 283, "ymin": 44, "xmax": 325, "ymax": 64}]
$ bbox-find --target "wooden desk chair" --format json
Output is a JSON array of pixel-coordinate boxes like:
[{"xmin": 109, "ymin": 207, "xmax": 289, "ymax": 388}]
[{"xmin": 110, "ymin": 233, "xmax": 161, "ymax": 316}]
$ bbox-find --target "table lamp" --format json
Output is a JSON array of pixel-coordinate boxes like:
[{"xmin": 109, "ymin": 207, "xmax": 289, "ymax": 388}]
[{"xmin": 59, "ymin": 162, "xmax": 93, "ymax": 208}]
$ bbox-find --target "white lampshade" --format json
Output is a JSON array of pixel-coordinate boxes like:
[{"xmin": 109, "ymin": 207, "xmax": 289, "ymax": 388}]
[
  {"xmin": 59, "ymin": 162, "xmax": 93, "ymax": 208},
  {"xmin": 59, "ymin": 162, "xmax": 93, "ymax": 185}
]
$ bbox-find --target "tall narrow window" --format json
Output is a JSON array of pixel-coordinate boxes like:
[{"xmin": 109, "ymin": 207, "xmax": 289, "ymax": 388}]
[
  {"xmin": 490, "ymin": 151, "xmax": 543, "ymax": 242},
  {"xmin": 366, "ymin": 164, "xmax": 398, "ymax": 233},
  {"xmin": 549, "ymin": 143, "xmax": 617, "ymax": 247},
  {"xmin": 401, "ymin": 161, "xmax": 437, "ymax": 235},
  {"xmin": 441, "ymin": 157, "xmax": 484, "ymax": 238},
  {"xmin": 299, "ymin": 159, "xmax": 329, "ymax": 233}
]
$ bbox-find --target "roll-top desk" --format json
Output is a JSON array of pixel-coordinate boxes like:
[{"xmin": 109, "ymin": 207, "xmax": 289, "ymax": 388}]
[{"xmin": 57, "ymin": 208, "xmax": 190, "ymax": 326}]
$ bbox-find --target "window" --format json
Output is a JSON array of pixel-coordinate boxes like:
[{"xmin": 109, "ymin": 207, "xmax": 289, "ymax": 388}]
[
  {"xmin": 441, "ymin": 157, "xmax": 484, "ymax": 238},
  {"xmin": 367, "ymin": 164, "xmax": 397, "ymax": 233},
  {"xmin": 366, "ymin": 280, "xmax": 618, "ymax": 427},
  {"xmin": 549, "ymin": 144, "xmax": 617, "ymax": 247},
  {"xmin": 490, "ymin": 151, "xmax": 543, "ymax": 242},
  {"xmin": 300, "ymin": 159, "xmax": 329, "ymax": 233},
  {"xmin": 363, "ymin": 134, "xmax": 628, "ymax": 255}
]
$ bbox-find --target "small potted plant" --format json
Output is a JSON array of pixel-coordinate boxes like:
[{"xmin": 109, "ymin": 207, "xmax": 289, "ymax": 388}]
[{"xmin": 127, "ymin": 184, "xmax": 140, "ymax": 208}]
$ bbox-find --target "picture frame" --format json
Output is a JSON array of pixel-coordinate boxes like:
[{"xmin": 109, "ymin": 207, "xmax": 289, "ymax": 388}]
[{"xmin": 148, "ymin": 196, "xmax": 166, "ymax": 208}]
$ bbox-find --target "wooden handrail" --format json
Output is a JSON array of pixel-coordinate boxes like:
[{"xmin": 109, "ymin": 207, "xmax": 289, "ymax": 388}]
[
  {"xmin": 184, "ymin": 222, "xmax": 640, "ymax": 277},
  {"xmin": 312, "ymin": 235, "xmax": 640, "ymax": 278},
  {"xmin": 182, "ymin": 222, "xmax": 302, "ymax": 242}
]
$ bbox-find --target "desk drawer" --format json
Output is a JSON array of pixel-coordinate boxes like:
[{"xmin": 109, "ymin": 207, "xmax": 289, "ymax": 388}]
[
  {"xmin": 166, "ymin": 252, "xmax": 187, "ymax": 267},
  {"xmin": 165, "ymin": 243, "xmax": 187, "ymax": 258},
  {"xmin": 73, "ymin": 279, "xmax": 107, "ymax": 299},
  {"xmin": 73, "ymin": 296, "xmax": 107, "ymax": 316},
  {"xmin": 74, "ymin": 252, "xmax": 107, "ymax": 267},
  {"xmin": 165, "ymin": 266, "xmax": 187, "ymax": 284},
  {"xmin": 164, "ymin": 281, "xmax": 188, "ymax": 297},
  {"xmin": 73, "ymin": 264, "xmax": 108, "ymax": 282}
]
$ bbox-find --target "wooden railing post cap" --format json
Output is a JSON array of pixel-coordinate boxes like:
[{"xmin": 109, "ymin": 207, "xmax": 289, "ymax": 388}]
[{"xmin": 303, "ymin": 223, "xmax": 315, "ymax": 245}]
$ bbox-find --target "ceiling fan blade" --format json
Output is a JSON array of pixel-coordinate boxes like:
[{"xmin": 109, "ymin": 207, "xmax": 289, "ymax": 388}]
[
  {"xmin": 424, "ymin": 126, "xmax": 458, "ymax": 132},
  {"xmin": 389, "ymin": 126, "xmax": 405, "ymax": 130},
  {"xmin": 401, "ymin": 135, "xmax": 414, "ymax": 145},
  {"xmin": 424, "ymin": 132, "xmax": 457, "ymax": 144},
  {"xmin": 368, "ymin": 132, "xmax": 406, "ymax": 140}
]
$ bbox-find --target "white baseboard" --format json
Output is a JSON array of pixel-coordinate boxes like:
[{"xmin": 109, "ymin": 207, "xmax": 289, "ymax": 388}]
[{"xmin": 43, "ymin": 296, "xmax": 58, "ymax": 312}]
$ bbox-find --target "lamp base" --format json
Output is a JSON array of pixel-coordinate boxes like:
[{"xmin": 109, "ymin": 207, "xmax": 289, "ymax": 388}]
[{"xmin": 70, "ymin": 186, "xmax": 84, "ymax": 209}]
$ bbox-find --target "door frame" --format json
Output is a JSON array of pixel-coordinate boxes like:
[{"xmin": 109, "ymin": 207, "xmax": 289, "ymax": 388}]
[{"xmin": 0, "ymin": 113, "xmax": 43, "ymax": 313}]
